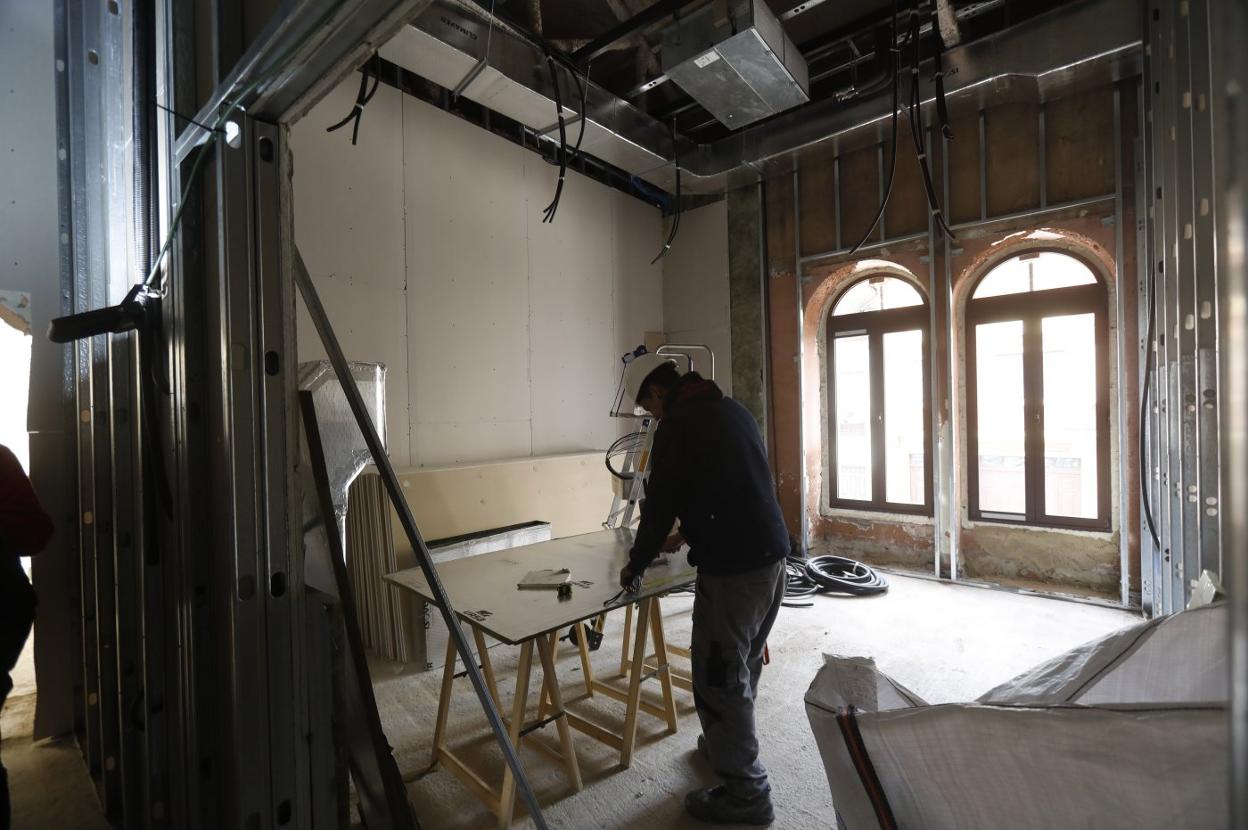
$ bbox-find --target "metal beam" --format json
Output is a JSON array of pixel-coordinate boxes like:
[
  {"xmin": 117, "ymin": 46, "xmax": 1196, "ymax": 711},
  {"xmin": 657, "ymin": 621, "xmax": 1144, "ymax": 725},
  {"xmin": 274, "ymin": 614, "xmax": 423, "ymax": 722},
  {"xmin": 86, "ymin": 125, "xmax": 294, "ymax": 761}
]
[{"xmin": 570, "ymin": 0, "xmax": 685, "ymax": 66}]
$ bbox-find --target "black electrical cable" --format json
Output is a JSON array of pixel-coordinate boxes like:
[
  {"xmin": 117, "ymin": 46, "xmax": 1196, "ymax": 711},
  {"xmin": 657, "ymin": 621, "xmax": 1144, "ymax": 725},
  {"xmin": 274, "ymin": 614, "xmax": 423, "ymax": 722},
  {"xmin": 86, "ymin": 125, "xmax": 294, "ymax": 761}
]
[
  {"xmin": 605, "ymin": 431, "xmax": 648, "ymax": 480},
  {"xmin": 905, "ymin": 9, "xmax": 955, "ymax": 241},
  {"xmin": 542, "ymin": 47, "xmax": 569, "ymax": 223},
  {"xmin": 931, "ymin": 11, "xmax": 953, "ymax": 141},
  {"xmin": 783, "ymin": 555, "xmax": 888, "ymax": 607},
  {"xmin": 651, "ymin": 119, "xmax": 682, "ymax": 264},
  {"xmin": 848, "ymin": 0, "xmax": 901, "ymax": 257},
  {"xmin": 1140, "ymin": 258, "xmax": 1162, "ymax": 550},
  {"xmin": 326, "ymin": 53, "xmax": 380, "ymax": 145}
]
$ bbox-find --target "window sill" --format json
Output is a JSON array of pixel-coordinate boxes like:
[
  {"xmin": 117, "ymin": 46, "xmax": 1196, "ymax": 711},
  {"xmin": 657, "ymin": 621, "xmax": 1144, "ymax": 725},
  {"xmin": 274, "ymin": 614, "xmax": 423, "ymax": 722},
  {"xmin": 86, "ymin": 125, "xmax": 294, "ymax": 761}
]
[
  {"xmin": 963, "ymin": 517, "xmax": 1113, "ymax": 539},
  {"xmin": 819, "ymin": 505, "xmax": 935, "ymax": 525}
]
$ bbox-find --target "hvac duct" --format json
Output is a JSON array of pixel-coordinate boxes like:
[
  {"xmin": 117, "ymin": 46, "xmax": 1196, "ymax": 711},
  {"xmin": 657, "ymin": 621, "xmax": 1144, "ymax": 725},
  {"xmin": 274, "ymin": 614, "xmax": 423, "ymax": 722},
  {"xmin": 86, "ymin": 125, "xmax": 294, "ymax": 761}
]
[
  {"xmin": 660, "ymin": 0, "xmax": 809, "ymax": 129},
  {"xmin": 378, "ymin": 0, "xmax": 1140, "ymax": 195}
]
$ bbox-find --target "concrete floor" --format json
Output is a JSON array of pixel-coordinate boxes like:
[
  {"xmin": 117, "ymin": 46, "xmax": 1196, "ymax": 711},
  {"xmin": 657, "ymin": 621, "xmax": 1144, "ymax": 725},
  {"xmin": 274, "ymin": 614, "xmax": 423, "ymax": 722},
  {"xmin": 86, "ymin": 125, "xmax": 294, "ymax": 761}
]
[
  {"xmin": 1, "ymin": 693, "xmax": 109, "ymax": 830},
  {"xmin": 1, "ymin": 572, "xmax": 1139, "ymax": 829},
  {"xmin": 371, "ymin": 573, "xmax": 1140, "ymax": 829}
]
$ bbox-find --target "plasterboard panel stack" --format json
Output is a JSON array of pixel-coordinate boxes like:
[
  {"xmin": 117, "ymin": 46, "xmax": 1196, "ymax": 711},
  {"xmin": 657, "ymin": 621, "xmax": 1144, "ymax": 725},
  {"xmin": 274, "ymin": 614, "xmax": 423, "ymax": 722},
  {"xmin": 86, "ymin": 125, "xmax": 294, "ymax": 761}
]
[{"xmin": 345, "ymin": 473, "xmax": 419, "ymax": 662}]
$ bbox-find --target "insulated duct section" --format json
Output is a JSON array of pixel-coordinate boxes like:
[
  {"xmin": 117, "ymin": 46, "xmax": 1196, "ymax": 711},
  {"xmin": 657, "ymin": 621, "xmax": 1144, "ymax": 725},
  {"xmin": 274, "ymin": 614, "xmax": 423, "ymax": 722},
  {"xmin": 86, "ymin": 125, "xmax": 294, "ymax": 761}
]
[
  {"xmin": 378, "ymin": 0, "xmax": 1140, "ymax": 194},
  {"xmin": 660, "ymin": 0, "xmax": 809, "ymax": 129}
]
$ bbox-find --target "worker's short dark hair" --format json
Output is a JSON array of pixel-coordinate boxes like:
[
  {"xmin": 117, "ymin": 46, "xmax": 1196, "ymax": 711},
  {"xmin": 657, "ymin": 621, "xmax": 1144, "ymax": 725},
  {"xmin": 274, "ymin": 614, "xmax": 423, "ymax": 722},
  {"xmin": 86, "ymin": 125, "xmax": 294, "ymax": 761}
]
[{"xmin": 637, "ymin": 362, "xmax": 682, "ymax": 403}]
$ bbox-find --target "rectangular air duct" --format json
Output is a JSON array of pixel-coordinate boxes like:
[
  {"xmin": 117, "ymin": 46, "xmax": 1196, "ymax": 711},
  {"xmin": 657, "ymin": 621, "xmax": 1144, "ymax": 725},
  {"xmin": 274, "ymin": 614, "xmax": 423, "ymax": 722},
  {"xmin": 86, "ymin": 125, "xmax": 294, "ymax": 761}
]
[{"xmin": 661, "ymin": 0, "xmax": 809, "ymax": 130}]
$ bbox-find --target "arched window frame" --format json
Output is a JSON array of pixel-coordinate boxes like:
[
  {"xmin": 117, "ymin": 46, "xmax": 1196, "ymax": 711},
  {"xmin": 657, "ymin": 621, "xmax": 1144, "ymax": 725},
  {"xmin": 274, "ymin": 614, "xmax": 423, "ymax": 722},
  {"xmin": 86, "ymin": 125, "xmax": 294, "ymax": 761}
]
[
  {"xmin": 964, "ymin": 247, "xmax": 1111, "ymax": 531},
  {"xmin": 825, "ymin": 275, "xmax": 933, "ymax": 515}
]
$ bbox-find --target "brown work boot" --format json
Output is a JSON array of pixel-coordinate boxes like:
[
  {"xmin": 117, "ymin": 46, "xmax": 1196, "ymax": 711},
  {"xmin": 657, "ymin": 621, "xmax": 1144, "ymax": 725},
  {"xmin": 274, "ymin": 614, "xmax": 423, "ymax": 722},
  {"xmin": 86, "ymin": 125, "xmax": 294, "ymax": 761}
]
[{"xmin": 684, "ymin": 786, "xmax": 774, "ymax": 826}]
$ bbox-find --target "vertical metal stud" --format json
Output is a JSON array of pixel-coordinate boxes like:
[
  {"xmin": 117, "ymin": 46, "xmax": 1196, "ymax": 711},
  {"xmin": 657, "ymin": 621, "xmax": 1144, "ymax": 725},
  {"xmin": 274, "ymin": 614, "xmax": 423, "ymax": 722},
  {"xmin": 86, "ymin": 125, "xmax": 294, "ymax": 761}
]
[
  {"xmin": 1113, "ymin": 86, "xmax": 1131, "ymax": 607},
  {"xmin": 978, "ymin": 109, "xmax": 988, "ymax": 222},
  {"xmin": 794, "ymin": 168, "xmax": 809, "ymax": 555},
  {"xmin": 1187, "ymin": 0, "xmax": 1222, "ymax": 580}
]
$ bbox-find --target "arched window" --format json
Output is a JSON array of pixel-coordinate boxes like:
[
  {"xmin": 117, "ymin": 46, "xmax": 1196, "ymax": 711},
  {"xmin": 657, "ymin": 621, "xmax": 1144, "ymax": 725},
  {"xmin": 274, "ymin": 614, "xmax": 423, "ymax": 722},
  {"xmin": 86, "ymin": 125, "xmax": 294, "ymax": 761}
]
[
  {"xmin": 966, "ymin": 250, "xmax": 1109, "ymax": 530},
  {"xmin": 827, "ymin": 276, "xmax": 931, "ymax": 514}
]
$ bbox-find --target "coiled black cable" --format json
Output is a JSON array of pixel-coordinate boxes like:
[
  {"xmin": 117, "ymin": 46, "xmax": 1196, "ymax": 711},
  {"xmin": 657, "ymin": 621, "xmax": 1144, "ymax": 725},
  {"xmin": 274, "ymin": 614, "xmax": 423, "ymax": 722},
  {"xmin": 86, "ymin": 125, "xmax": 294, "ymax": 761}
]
[
  {"xmin": 783, "ymin": 555, "xmax": 888, "ymax": 607},
  {"xmin": 605, "ymin": 431, "xmax": 648, "ymax": 481}
]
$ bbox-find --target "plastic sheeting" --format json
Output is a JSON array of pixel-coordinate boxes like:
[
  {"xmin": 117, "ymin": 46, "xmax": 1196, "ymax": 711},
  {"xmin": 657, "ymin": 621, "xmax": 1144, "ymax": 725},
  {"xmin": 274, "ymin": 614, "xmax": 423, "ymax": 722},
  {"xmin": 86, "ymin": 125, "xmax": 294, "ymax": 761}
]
[
  {"xmin": 297, "ymin": 360, "xmax": 387, "ymax": 599},
  {"xmin": 805, "ymin": 603, "xmax": 1229, "ymax": 829}
]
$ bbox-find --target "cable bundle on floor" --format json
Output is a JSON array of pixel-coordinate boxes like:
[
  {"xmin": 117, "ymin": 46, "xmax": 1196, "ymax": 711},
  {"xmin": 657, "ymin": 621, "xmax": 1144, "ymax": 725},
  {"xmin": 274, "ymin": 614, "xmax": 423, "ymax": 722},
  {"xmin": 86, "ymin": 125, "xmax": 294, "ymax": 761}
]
[{"xmin": 784, "ymin": 555, "xmax": 888, "ymax": 607}]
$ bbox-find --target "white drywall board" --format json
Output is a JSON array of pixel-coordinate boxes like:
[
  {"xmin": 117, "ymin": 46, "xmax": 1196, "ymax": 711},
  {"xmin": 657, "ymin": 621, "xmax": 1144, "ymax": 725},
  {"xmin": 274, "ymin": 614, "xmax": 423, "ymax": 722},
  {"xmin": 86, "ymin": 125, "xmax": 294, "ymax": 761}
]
[
  {"xmin": 525, "ymin": 166, "xmax": 618, "ymax": 454},
  {"xmin": 1, "ymin": 1, "xmax": 77, "ymax": 737},
  {"xmin": 662, "ymin": 201, "xmax": 730, "ymax": 333},
  {"xmin": 661, "ymin": 200, "xmax": 732, "ymax": 395},
  {"xmin": 402, "ymin": 94, "xmax": 532, "ymax": 464},
  {"xmin": 292, "ymin": 79, "xmax": 411, "ymax": 463},
  {"xmin": 410, "ymin": 419, "xmax": 535, "ymax": 467},
  {"xmin": 611, "ymin": 188, "xmax": 665, "ymax": 358}
]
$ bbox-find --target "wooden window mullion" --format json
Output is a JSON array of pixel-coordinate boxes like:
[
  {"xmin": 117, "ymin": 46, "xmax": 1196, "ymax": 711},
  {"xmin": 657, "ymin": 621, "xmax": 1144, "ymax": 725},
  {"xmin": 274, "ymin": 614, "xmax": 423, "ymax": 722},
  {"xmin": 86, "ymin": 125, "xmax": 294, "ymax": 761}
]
[{"xmin": 869, "ymin": 329, "xmax": 885, "ymax": 504}]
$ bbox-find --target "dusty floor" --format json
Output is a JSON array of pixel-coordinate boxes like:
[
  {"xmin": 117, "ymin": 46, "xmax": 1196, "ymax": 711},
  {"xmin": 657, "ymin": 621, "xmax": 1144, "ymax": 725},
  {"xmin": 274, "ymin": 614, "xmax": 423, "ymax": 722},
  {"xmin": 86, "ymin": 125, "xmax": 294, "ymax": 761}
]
[
  {"xmin": 1, "ymin": 572, "xmax": 1139, "ymax": 829},
  {"xmin": 371, "ymin": 573, "xmax": 1140, "ymax": 829},
  {"xmin": 1, "ymin": 693, "xmax": 109, "ymax": 830}
]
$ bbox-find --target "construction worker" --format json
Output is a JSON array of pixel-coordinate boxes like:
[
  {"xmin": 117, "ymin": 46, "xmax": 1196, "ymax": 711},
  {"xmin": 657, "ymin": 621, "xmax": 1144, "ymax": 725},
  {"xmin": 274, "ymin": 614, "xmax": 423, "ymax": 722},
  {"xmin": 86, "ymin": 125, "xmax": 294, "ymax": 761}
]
[
  {"xmin": 618, "ymin": 352, "xmax": 788, "ymax": 826},
  {"xmin": 0, "ymin": 444, "xmax": 53, "ymax": 830}
]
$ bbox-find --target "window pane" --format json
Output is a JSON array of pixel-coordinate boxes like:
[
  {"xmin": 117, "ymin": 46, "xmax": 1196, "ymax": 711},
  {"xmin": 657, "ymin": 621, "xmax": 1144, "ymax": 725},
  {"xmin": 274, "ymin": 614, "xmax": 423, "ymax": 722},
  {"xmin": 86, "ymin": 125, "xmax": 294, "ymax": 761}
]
[
  {"xmin": 832, "ymin": 277, "xmax": 923, "ymax": 316},
  {"xmin": 834, "ymin": 334, "xmax": 871, "ymax": 500},
  {"xmin": 883, "ymin": 330, "xmax": 925, "ymax": 504},
  {"xmin": 975, "ymin": 320, "xmax": 1026, "ymax": 515},
  {"xmin": 1042, "ymin": 313, "xmax": 1099, "ymax": 519},
  {"xmin": 973, "ymin": 251, "xmax": 1098, "ymax": 299}
]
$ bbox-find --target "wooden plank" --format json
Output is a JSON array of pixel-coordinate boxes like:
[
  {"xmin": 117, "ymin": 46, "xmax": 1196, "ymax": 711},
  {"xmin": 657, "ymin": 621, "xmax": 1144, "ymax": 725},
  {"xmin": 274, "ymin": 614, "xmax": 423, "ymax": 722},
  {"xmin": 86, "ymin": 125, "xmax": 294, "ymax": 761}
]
[
  {"xmin": 618, "ymin": 602, "xmax": 634, "ymax": 676},
  {"xmin": 474, "ymin": 626, "xmax": 503, "ymax": 710},
  {"xmin": 432, "ymin": 634, "xmax": 458, "ymax": 764},
  {"xmin": 574, "ymin": 622, "xmax": 594, "ymax": 698},
  {"xmin": 620, "ymin": 597, "xmax": 654, "ymax": 768},
  {"xmin": 648, "ymin": 600, "xmax": 679, "ymax": 733},
  {"xmin": 1045, "ymin": 86, "xmax": 1116, "ymax": 203},
  {"xmin": 986, "ymin": 102, "xmax": 1042, "ymax": 216},
  {"xmin": 537, "ymin": 635, "xmax": 583, "ymax": 791},
  {"xmin": 564, "ymin": 712, "xmax": 624, "ymax": 749},
  {"xmin": 946, "ymin": 113, "xmax": 981, "ymax": 224},
  {"xmin": 439, "ymin": 749, "xmax": 502, "ymax": 813},
  {"xmin": 497, "ymin": 641, "xmax": 534, "ymax": 828},
  {"xmin": 798, "ymin": 159, "xmax": 838, "ymax": 257}
]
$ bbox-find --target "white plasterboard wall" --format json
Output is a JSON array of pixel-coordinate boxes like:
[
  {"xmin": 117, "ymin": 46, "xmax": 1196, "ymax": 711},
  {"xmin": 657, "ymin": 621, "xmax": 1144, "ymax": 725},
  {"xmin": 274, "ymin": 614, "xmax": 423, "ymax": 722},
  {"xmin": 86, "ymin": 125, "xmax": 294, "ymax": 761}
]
[
  {"xmin": 0, "ymin": 1, "xmax": 77, "ymax": 737},
  {"xmin": 661, "ymin": 200, "xmax": 733, "ymax": 395},
  {"xmin": 293, "ymin": 78, "xmax": 663, "ymax": 468}
]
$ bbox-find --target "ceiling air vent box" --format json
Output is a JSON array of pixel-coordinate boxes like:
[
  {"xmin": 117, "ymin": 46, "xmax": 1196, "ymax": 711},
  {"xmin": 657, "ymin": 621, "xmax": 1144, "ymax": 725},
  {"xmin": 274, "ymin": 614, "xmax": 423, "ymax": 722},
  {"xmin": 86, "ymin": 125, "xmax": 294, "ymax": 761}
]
[{"xmin": 661, "ymin": 0, "xmax": 809, "ymax": 129}]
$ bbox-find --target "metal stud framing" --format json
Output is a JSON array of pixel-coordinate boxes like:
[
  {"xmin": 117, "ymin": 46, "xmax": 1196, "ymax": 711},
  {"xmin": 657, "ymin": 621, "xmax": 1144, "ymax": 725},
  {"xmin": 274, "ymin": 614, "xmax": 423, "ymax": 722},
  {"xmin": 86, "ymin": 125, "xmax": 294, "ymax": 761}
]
[{"xmin": 1140, "ymin": 0, "xmax": 1222, "ymax": 615}]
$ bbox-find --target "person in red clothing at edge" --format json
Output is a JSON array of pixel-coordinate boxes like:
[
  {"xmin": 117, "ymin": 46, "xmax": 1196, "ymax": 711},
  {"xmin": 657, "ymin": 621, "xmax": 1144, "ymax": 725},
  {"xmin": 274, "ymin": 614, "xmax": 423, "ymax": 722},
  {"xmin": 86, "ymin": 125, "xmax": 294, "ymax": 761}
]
[
  {"xmin": 616, "ymin": 350, "xmax": 788, "ymax": 826},
  {"xmin": 0, "ymin": 444, "xmax": 54, "ymax": 830}
]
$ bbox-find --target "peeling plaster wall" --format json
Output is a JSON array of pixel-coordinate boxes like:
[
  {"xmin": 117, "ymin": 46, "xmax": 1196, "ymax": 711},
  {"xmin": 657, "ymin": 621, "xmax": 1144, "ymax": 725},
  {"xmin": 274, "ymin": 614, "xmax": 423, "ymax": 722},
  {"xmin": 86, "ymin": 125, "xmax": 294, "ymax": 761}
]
[
  {"xmin": 293, "ymin": 78, "xmax": 663, "ymax": 468},
  {"xmin": 762, "ymin": 81, "xmax": 1140, "ymax": 598}
]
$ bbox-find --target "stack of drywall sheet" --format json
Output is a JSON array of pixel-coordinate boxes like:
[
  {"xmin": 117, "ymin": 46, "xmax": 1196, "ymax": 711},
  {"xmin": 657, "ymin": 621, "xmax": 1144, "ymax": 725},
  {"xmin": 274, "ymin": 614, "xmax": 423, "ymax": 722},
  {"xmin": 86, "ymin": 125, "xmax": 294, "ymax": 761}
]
[{"xmin": 345, "ymin": 473, "xmax": 417, "ymax": 662}]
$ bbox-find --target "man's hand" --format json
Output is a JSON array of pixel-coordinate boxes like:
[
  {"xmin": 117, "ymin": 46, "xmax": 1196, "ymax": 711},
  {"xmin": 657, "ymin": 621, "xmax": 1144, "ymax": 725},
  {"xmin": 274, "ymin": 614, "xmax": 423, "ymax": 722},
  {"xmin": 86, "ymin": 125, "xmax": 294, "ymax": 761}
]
[
  {"xmin": 660, "ymin": 531, "xmax": 684, "ymax": 553},
  {"xmin": 619, "ymin": 564, "xmax": 640, "ymax": 591}
]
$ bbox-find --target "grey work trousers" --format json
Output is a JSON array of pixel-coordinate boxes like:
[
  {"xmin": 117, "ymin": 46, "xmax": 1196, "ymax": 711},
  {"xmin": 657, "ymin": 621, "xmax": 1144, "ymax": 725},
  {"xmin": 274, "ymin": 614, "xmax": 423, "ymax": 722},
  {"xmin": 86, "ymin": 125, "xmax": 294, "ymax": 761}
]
[{"xmin": 690, "ymin": 557, "xmax": 785, "ymax": 802}]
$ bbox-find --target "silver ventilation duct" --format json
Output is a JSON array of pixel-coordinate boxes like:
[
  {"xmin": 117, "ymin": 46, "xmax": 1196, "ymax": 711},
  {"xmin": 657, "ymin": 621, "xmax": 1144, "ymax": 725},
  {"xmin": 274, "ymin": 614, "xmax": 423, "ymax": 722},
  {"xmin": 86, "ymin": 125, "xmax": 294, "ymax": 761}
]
[
  {"xmin": 660, "ymin": 0, "xmax": 809, "ymax": 129},
  {"xmin": 378, "ymin": 0, "xmax": 1141, "ymax": 196}
]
